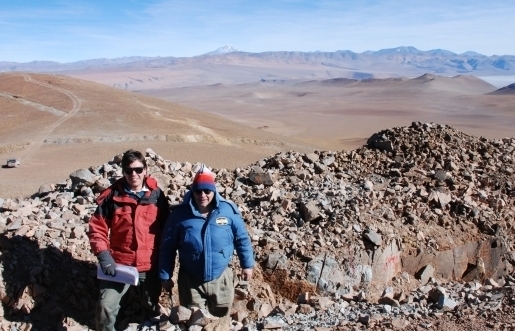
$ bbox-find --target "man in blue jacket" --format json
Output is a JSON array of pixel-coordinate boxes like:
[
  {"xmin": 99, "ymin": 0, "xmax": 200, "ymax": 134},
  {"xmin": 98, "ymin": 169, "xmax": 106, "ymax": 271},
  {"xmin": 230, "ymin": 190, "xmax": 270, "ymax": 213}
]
[{"xmin": 159, "ymin": 165, "xmax": 254, "ymax": 317}]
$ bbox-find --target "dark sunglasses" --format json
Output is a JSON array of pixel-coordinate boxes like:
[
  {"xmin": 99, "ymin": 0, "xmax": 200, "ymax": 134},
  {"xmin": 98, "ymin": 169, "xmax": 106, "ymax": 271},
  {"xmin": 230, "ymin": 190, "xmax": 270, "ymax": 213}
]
[
  {"xmin": 123, "ymin": 167, "xmax": 144, "ymax": 175},
  {"xmin": 194, "ymin": 189, "xmax": 212, "ymax": 195}
]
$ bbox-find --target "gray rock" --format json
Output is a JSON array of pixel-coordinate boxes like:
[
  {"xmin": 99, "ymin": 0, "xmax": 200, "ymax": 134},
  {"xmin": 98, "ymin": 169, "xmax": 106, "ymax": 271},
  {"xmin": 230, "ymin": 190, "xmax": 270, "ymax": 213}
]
[
  {"xmin": 249, "ymin": 166, "xmax": 273, "ymax": 186},
  {"xmin": 434, "ymin": 169, "xmax": 448, "ymax": 182},
  {"xmin": 363, "ymin": 181, "xmax": 374, "ymax": 191},
  {"xmin": 418, "ymin": 265, "xmax": 435, "ymax": 286},
  {"xmin": 314, "ymin": 162, "xmax": 327, "ymax": 174},
  {"xmin": 303, "ymin": 153, "xmax": 319, "ymax": 163},
  {"xmin": 300, "ymin": 200, "xmax": 320, "ymax": 222},
  {"xmin": 265, "ymin": 252, "xmax": 288, "ymax": 271},
  {"xmin": 38, "ymin": 184, "xmax": 54, "ymax": 196},
  {"xmin": 69, "ymin": 168, "xmax": 95, "ymax": 186},
  {"xmin": 363, "ymin": 229, "xmax": 382, "ymax": 246},
  {"xmin": 437, "ymin": 296, "xmax": 458, "ymax": 311},
  {"xmin": 263, "ymin": 316, "xmax": 287, "ymax": 328}
]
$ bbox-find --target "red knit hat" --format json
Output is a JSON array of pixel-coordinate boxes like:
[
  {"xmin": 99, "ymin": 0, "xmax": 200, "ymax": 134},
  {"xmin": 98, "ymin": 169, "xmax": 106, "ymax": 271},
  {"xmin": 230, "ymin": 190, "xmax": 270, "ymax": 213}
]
[{"xmin": 192, "ymin": 165, "xmax": 216, "ymax": 192}]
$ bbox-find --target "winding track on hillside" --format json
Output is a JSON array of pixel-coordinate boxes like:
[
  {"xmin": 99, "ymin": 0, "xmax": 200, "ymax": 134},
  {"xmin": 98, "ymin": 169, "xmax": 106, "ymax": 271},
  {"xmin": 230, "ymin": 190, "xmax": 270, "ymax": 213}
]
[
  {"xmin": 18, "ymin": 74, "xmax": 83, "ymax": 162},
  {"xmin": 144, "ymin": 106, "xmax": 233, "ymax": 145}
]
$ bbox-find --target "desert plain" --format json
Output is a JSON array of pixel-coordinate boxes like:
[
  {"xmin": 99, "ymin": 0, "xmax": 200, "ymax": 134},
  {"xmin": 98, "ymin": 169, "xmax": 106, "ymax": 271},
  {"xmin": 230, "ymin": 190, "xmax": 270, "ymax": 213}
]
[{"xmin": 1, "ymin": 55, "xmax": 514, "ymax": 198}]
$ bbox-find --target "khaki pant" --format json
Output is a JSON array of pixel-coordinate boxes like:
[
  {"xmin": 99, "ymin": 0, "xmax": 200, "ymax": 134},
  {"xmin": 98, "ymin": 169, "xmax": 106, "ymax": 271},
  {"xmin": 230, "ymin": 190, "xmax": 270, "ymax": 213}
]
[
  {"xmin": 178, "ymin": 268, "xmax": 234, "ymax": 317},
  {"xmin": 95, "ymin": 270, "xmax": 161, "ymax": 331}
]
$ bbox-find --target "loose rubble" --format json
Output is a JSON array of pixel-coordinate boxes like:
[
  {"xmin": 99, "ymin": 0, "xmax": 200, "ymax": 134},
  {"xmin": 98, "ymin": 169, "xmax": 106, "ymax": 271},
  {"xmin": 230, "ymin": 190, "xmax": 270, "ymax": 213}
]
[{"xmin": 1, "ymin": 122, "xmax": 515, "ymax": 330}]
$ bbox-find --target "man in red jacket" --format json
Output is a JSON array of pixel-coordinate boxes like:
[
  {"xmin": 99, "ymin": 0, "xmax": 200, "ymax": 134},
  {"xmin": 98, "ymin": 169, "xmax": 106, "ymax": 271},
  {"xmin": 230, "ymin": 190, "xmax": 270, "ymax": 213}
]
[{"xmin": 88, "ymin": 149, "xmax": 169, "ymax": 331}]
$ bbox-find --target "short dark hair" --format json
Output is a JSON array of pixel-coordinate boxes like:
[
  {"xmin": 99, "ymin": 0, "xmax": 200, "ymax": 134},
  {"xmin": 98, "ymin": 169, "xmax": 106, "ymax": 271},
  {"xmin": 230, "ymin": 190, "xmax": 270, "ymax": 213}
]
[{"xmin": 121, "ymin": 149, "xmax": 147, "ymax": 169}]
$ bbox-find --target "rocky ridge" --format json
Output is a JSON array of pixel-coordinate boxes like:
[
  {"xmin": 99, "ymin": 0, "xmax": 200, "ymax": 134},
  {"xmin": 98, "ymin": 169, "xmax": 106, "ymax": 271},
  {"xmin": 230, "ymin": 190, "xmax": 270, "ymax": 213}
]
[{"xmin": 1, "ymin": 122, "xmax": 515, "ymax": 330}]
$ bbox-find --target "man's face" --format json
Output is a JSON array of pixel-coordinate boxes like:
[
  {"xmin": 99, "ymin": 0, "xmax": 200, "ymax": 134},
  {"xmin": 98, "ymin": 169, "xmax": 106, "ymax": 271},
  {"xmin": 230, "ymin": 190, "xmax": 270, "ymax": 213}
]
[
  {"xmin": 123, "ymin": 160, "xmax": 146, "ymax": 191},
  {"xmin": 193, "ymin": 189, "xmax": 215, "ymax": 212}
]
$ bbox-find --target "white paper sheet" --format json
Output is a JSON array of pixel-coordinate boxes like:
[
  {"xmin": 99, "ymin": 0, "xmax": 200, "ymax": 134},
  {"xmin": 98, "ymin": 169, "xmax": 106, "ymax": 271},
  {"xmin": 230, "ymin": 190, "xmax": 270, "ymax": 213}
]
[{"xmin": 96, "ymin": 264, "xmax": 139, "ymax": 285}]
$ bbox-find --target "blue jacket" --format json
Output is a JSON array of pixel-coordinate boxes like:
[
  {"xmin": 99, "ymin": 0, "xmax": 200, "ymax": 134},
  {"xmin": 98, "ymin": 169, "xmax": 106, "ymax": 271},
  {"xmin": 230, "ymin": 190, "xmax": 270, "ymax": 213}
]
[{"xmin": 159, "ymin": 191, "xmax": 254, "ymax": 282}]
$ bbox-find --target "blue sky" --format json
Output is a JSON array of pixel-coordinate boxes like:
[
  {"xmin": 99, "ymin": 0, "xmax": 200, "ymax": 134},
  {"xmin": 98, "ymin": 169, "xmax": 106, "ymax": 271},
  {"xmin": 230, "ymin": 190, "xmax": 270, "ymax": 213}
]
[{"xmin": 1, "ymin": 0, "xmax": 514, "ymax": 63}]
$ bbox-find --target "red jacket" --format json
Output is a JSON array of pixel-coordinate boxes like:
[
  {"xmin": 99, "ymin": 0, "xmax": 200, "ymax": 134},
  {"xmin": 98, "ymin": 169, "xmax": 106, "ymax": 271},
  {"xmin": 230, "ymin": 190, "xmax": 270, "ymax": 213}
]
[{"xmin": 88, "ymin": 176, "xmax": 169, "ymax": 272}]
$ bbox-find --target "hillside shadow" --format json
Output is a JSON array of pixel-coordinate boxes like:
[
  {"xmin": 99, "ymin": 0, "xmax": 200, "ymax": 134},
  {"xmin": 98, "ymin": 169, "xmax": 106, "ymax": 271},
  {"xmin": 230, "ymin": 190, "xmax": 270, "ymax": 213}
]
[{"xmin": 0, "ymin": 234, "xmax": 143, "ymax": 330}]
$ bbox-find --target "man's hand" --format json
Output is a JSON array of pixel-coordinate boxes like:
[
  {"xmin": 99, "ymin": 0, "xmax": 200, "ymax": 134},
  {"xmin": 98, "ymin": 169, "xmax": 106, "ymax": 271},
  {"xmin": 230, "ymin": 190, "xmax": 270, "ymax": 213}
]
[
  {"xmin": 98, "ymin": 250, "xmax": 116, "ymax": 276},
  {"xmin": 241, "ymin": 268, "xmax": 253, "ymax": 281},
  {"xmin": 161, "ymin": 279, "xmax": 174, "ymax": 293}
]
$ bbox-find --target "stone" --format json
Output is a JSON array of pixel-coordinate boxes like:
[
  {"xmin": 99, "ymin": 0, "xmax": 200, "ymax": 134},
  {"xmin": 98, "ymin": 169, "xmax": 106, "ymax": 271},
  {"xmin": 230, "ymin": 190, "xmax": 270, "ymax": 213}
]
[
  {"xmin": 437, "ymin": 296, "xmax": 458, "ymax": 311},
  {"xmin": 367, "ymin": 134, "xmax": 394, "ymax": 152},
  {"xmin": 262, "ymin": 316, "xmax": 287, "ymax": 329},
  {"xmin": 363, "ymin": 181, "xmax": 374, "ymax": 191},
  {"xmin": 434, "ymin": 169, "xmax": 448, "ymax": 182},
  {"xmin": 282, "ymin": 304, "xmax": 298, "ymax": 316},
  {"xmin": 429, "ymin": 286, "xmax": 447, "ymax": 302},
  {"xmin": 38, "ymin": 184, "xmax": 54, "ymax": 196},
  {"xmin": 484, "ymin": 278, "xmax": 500, "ymax": 287},
  {"xmin": 95, "ymin": 178, "xmax": 112, "ymax": 192},
  {"xmin": 2, "ymin": 200, "xmax": 18, "ymax": 211},
  {"xmin": 202, "ymin": 316, "xmax": 231, "ymax": 331},
  {"xmin": 317, "ymin": 297, "xmax": 334, "ymax": 310},
  {"xmin": 297, "ymin": 304, "xmax": 314, "ymax": 315},
  {"xmin": 69, "ymin": 168, "xmax": 96, "ymax": 186},
  {"xmin": 363, "ymin": 229, "xmax": 382, "ymax": 246},
  {"xmin": 418, "ymin": 265, "xmax": 435, "ymax": 286},
  {"xmin": 436, "ymin": 190, "xmax": 452, "ymax": 208},
  {"xmin": 248, "ymin": 166, "xmax": 274, "ymax": 186},
  {"xmin": 169, "ymin": 305, "xmax": 192, "ymax": 324},
  {"xmin": 300, "ymin": 200, "xmax": 320, "ymax": 222},
  {"xmin": 265, "ymin": 252, "xmax": 288, "ymax": 271},
  {"xmin": 188, "ymin": 308, "xmax": 217, "ymax": 327},
  {"xmin": 303, "ymin": 153, "xmax": 319, "ymax": 163},
  {"xmin": 258, "ymin": 303, "xmax": 272, "ymax": 318}
]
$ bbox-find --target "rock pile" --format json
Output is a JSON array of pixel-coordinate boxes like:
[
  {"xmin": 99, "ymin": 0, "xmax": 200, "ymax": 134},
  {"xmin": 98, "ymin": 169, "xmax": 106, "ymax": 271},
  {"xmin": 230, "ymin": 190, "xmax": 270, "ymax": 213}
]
[
  {"xmin": 1, "ymin": 122, "xmax": 515, "ymax": 330},
  {"xmin": 251, "ymin": 276, "xmax": 515, "ymax": 331}
]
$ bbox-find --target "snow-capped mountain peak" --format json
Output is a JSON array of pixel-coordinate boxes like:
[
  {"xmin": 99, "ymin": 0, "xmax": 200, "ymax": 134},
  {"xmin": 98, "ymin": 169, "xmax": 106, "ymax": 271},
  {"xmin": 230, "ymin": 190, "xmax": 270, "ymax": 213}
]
[{"xmin": 204, "ymin": 45, "xmax": 240, "ymax": 55}]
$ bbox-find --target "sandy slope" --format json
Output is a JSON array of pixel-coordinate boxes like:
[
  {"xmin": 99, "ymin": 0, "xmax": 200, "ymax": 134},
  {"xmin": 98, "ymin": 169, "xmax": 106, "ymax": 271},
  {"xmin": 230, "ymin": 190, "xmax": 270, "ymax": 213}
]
[
  {"xmin": 2, "ymin": 71, "xmax": 514, "ymax": 198},
  {"xmin": 0, "ymin": 73, "xmax": 314, "ymax": 198},
  {"xmin": 140, "ymin": 74, "xmax": 515, "ymax": 150}
]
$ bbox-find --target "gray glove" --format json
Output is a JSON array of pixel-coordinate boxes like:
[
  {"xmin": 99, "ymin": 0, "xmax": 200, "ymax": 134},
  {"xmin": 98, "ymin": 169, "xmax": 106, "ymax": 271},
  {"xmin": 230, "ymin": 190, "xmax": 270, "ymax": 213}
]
[{"xmin": 98, "ymin": 250, "xmax": 116, "ymax": 276}]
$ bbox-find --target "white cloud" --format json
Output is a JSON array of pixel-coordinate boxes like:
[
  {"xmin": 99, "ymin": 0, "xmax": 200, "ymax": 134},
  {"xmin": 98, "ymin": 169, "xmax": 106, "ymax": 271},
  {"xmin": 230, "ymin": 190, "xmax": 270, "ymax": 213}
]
[{"xmin": 1, "ymin": 0, "xmax": 514, "ymax": 62}]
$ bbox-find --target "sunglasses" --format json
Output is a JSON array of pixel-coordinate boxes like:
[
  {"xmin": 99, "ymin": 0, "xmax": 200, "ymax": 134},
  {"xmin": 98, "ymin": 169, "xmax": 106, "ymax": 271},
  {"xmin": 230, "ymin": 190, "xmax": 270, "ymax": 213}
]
[
  {"xmin": 194, "ymin": 189, "xmax": 213, "ymax": 195},
  {"xmin": 123, "ymin": 167, "xmax": 144, "ymax": 175}
]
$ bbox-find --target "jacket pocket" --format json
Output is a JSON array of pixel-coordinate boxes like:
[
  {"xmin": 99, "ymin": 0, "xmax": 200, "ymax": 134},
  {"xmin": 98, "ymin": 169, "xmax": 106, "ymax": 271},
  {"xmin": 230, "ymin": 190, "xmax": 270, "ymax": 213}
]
[
  {"xmin": 221, "ymin": 246, "xmax": 233, "ymax": 258},
  {"xmin": 211, "ymin": 227, "xmax": 233, "ymax": 252},
  {"xmin": 112, "ymin": 206, "xmax": 132, "ymax": 225}
]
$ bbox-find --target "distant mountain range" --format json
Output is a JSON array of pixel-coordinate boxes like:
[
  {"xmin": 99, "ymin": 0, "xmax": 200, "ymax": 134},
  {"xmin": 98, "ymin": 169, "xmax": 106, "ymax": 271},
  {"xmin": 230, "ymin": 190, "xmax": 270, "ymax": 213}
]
[{"xmin": 1, "ymin": 46, "xmax": 513, "ymax": 77}]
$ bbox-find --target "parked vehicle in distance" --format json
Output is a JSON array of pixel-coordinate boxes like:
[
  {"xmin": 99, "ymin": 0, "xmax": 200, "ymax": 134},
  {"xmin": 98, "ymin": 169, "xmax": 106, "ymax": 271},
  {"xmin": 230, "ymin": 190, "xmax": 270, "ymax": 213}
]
[{"xmin": 6, "ymin": 159, "xmax": 20, "ymax": 168}]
